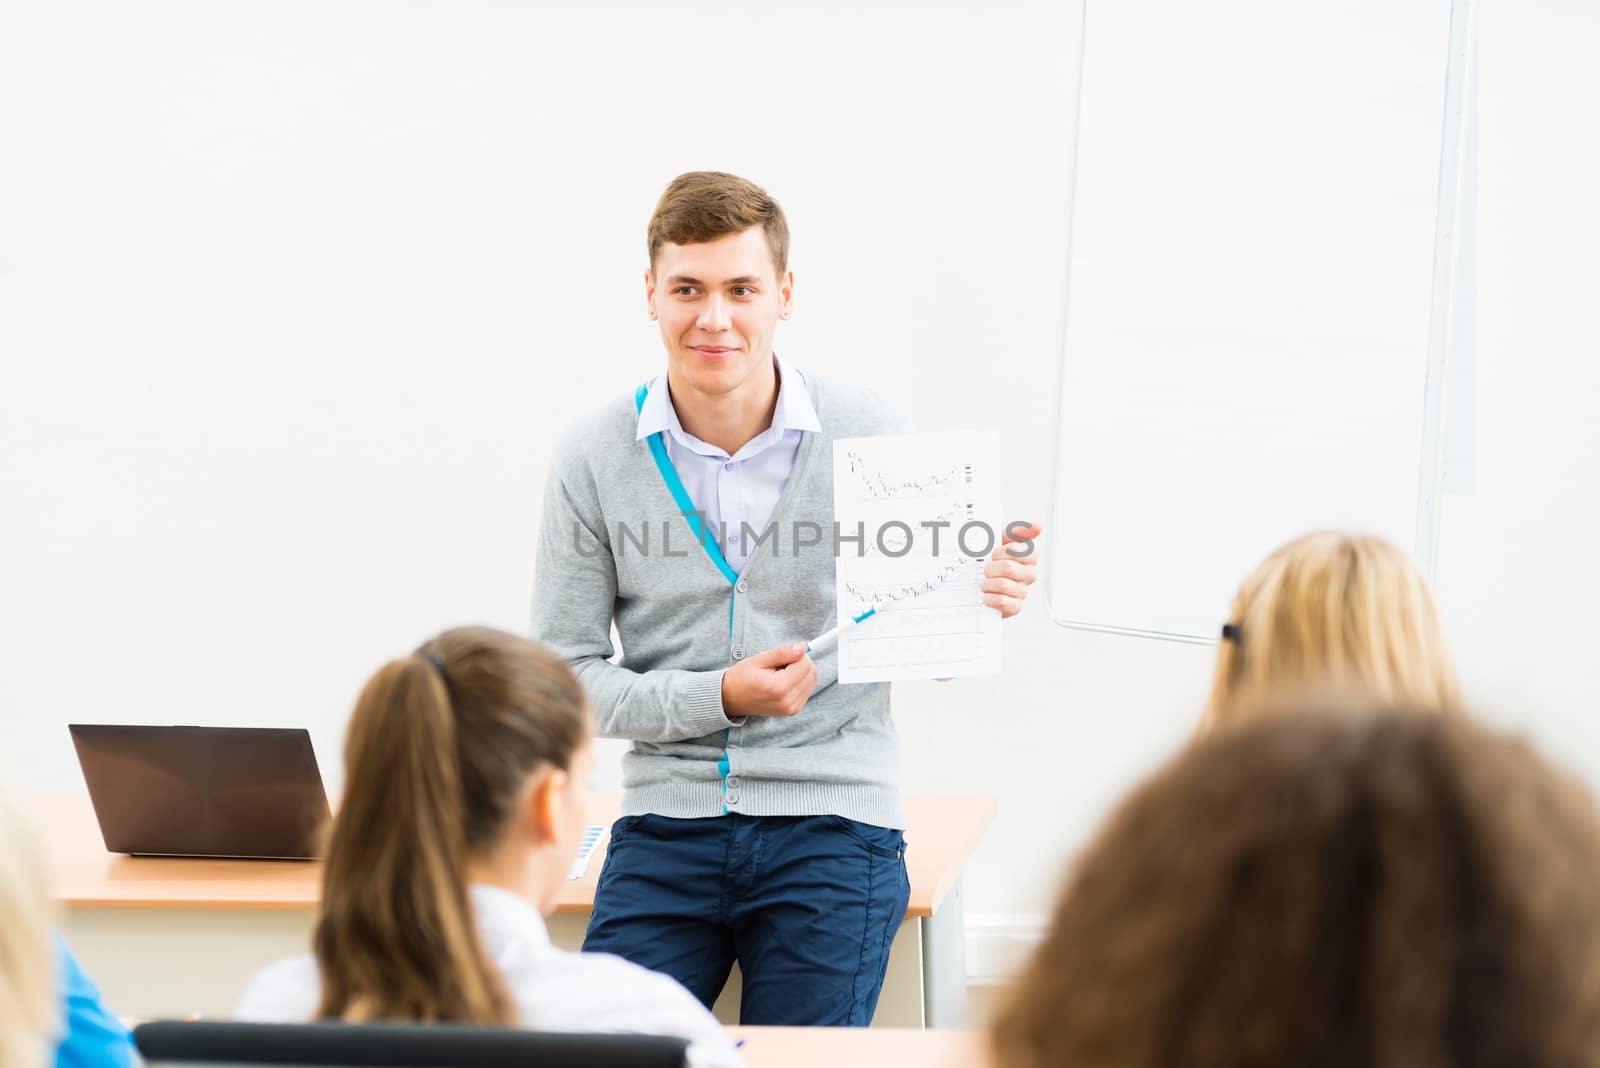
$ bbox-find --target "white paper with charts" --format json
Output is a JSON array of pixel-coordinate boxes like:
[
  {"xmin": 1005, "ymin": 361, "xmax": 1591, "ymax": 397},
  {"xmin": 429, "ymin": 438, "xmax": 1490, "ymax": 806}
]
[{"xmin": 833, "ymin": 431, "xmax": 1003, "ymax": 683}]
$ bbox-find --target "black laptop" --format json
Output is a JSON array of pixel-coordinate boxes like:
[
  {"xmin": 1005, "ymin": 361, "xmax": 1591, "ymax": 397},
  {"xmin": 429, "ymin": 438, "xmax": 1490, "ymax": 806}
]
[{"xmin": 69, "ymin": 725, "xmax": 330, "ymax": 859}]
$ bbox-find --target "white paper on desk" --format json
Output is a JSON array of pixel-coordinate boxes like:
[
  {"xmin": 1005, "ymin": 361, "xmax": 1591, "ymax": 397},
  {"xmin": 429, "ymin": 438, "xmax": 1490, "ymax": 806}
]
[
  {"xmin": 833, "ymin": 430, "xmax": 1003, "ymax": 683},
  {"xmin": 565, "ymin": 825, "xmax": 604, "ymax": 880}
]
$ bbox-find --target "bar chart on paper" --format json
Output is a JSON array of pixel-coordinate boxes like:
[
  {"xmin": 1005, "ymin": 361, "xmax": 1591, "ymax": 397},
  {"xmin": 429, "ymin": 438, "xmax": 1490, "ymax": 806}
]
[{"xmin": 833, "ymin": 431, "xmax": 1003, "ymax": 683}]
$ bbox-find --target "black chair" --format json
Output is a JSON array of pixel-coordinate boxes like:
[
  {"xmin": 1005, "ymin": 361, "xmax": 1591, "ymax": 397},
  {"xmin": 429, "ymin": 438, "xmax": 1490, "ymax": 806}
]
[{"xmin": 133, "ymin": 1020, "xmax": 690, "ymax": 1068}]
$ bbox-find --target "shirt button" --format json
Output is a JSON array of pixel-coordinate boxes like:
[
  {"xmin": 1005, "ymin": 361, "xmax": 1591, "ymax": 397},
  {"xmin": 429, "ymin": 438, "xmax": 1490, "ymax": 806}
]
[
  {"xmin": 736, "ymin": 580, "xmax": 749, "ymax": 593},
  {"xmin": 726, "ymin": 776, "xmax": 741, "ymax": 789},
  {"xmin": 726, "ymin": 792, "xmax": 740, "ymax": 804},
  {"xmin": 724, "ymin": 462, "xmax": 734, "ymax": 471},
  {"xmin": 732, "ymin": 648, "xmax": 744, "ymax": 660}
]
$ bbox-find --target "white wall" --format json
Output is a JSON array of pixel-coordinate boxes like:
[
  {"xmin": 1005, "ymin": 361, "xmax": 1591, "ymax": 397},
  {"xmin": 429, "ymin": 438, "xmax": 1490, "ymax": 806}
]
[
  {"xmin": 3, "ymin": 0, "xmax": 1599, "ymax": 990},
  {"xmin": 0, "ymin": 0, "xmax": 1090, "ymax": 919}
]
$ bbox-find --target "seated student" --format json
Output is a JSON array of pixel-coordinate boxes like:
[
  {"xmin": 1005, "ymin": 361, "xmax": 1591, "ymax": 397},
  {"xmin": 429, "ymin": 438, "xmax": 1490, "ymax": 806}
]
[
  {"xmin": 1, "ymin": 785, "xmax": 55, "ymax": 1068},
  {"xmin": 990, "ymin": 705, "xmax": 1600, "ymax": 1068},
  {"xmin": 52, "ymin": 938, "xmax": 136, "ymax": 1068},
  {"xmin": 0, "ymin": 784, "xmax": 134, "ymax": 1068},
  {"xmin": 235, "ymin": 626, "xmax": 742, "ymax": 1068},
  {"xmin": 1202, "ymin": 531, "xmax": 1461, "ymax": 730}
]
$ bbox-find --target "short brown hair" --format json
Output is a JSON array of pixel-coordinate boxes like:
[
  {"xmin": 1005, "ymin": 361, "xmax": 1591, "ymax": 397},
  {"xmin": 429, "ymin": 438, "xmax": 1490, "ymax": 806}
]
[
  {"xmin": 647, "ymin": 171, "xmax": 789, "ymax": 277},
  {"xmin": 992, "ymin": 707, "xmax": 1600, "ymax": 1068},
  {"xmin": 313, "ymin": 626, "xmax": 590, "ymax": 1024}
]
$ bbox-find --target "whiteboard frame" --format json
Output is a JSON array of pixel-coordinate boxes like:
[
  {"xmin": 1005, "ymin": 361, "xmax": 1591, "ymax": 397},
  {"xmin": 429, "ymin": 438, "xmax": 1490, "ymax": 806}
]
[
  {"xmin": 1047, "ymin": 0, "xmax": 1477, "ymax": 644},
  {"xmin": 1414, "ymin": 0, "xmax": 1477, "ymax": 575}
]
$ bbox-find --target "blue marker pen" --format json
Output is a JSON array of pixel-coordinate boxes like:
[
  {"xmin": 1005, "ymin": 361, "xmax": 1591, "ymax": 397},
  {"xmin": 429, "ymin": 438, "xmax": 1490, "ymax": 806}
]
[{"xmin": 805, "ymin": 606, "xmax": 878, "ymax": 655}]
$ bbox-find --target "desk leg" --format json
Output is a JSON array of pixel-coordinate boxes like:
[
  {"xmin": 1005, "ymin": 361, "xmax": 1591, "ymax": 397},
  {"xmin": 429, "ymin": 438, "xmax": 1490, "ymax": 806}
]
[{"xmin": 920, "ymin": 876, "xmax": 968, "ymax": 1028}]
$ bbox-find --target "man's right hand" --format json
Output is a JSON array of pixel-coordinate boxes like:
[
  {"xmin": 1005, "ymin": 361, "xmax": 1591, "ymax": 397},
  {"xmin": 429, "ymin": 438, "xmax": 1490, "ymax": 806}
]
[{"xmin": 721, "ymin": 642, "xmax": 817, "ymax": 719}]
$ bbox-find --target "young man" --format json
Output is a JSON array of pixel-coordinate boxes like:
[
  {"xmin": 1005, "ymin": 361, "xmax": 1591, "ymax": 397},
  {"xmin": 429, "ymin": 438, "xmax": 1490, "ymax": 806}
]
[{"xmin": 532, "ymin": 172, "xmax": 1039, "ymax": 1026}]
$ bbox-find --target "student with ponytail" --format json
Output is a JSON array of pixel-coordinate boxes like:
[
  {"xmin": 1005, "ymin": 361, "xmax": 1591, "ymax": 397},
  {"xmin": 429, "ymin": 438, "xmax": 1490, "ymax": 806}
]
[{"xmin": 235, "ymin": 626, "xmax": 742, "ymax": 1067}]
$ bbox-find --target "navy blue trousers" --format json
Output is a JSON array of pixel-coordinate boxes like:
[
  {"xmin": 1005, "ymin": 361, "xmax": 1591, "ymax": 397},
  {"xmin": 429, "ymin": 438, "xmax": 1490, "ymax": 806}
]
[{"xmin": 582, "ymin": 813, "xmax": 910, "ymax": 1026}]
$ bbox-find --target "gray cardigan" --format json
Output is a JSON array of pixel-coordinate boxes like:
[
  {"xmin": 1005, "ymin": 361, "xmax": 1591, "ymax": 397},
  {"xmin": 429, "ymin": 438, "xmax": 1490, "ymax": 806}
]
[{"xmin": 532, "ymin": 372, "xmax": 910, "ymax": 828}]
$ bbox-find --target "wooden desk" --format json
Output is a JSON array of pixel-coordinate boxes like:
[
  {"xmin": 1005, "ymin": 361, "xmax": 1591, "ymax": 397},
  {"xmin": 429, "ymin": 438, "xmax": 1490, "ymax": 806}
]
[
  {"xmin": 728, "ymin": 1027, "xmax": 990, "ymax": 1068},
  {"xmin": 43, "ymin": 794, "xmax": 994, "ymax": 1028}
]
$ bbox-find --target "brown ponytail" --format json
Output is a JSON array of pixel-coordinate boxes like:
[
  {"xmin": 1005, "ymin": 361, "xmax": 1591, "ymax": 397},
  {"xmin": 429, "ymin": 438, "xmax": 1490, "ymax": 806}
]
[{"xmin": 312, "ymin": 626, "xmax": 589, "ymax": 1024}]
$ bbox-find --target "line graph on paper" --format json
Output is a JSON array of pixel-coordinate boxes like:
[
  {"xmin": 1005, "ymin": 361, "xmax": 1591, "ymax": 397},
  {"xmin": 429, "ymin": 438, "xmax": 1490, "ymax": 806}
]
[
  {"xmin": 841, "ymin": 556, "xmax": 979, "ymax": 612},
  {"xmin": 842, "ymin": 497, "xmax": 972, "ymax": 559},
  {"xmin": 833, "ymin": 431, "xmax": 1002, "ymax": 683},
  {"xmin": 841, "ymin": 450, "xmax": 965, "ymax": 499}
]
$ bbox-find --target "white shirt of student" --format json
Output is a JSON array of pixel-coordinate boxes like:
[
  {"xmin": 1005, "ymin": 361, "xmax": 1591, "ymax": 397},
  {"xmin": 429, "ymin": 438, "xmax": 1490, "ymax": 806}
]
[{"xmin": 234, "ymin": 884, "xmax": 743, "ymax": 1068}]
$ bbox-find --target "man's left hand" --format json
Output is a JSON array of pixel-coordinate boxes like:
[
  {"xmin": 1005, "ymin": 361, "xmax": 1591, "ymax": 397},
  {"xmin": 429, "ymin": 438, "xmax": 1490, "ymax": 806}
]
[{"xmin": 983, "ymin": 521, "xmax": 1042, "ymax": 619}]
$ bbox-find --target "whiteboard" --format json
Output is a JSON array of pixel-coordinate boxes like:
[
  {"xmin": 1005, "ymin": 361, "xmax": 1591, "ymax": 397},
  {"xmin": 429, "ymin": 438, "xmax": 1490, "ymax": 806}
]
[{"xmin": 1049, "ymin": 0, "xmax": 1470, "ymax": 641}]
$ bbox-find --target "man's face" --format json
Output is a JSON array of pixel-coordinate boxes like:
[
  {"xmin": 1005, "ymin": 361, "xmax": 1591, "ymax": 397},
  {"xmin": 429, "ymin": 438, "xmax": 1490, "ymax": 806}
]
[{"xmin": 646, "ymin": 227, "xmax": 793, "ymax": 401}]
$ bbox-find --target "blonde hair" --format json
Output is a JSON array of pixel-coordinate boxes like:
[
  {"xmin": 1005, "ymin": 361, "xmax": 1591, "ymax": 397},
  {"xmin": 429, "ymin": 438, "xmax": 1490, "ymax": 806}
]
[
  {"xmin": 0, "ymin": 786, "xmax": 55, "ymax": 1068},
  {"xmin": 1201, "ymin": 532, "xmax": 1460, "ymax": 731},
  {"xmin": 992, "ymin": 708, "xmax": 1600, "ymax": 1068},
  {"xmin": 313, "ymin": 626, "xmax": 590, "ymax": 1024}
]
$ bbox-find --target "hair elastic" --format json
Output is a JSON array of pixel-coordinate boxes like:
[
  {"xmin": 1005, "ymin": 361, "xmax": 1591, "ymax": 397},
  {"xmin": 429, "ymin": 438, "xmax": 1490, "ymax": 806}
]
[
  {"xmin": 1220, "ymin": 623, "xmax": 1242, "ymax": 643},
  {"xmin": 420, "ymin": 650, "xmax": 448, "ymax": 680}
]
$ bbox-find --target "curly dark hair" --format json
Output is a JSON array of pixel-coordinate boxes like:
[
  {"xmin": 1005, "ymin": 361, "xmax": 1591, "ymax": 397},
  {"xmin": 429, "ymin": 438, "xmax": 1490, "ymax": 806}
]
[{"xmin": 992, "ymin": 707, "xmax": 1600, "ymax": 1068}]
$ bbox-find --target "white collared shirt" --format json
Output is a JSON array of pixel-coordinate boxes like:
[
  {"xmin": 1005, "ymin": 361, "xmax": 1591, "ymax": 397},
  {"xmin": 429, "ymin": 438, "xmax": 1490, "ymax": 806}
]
[
  {"xmin": 635, "ymin": 354, "xmax": 821, "ymax": 574},
  {"xmin": 234, "ymin": 885, "xmax": 743, "ymax": 1068}
]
